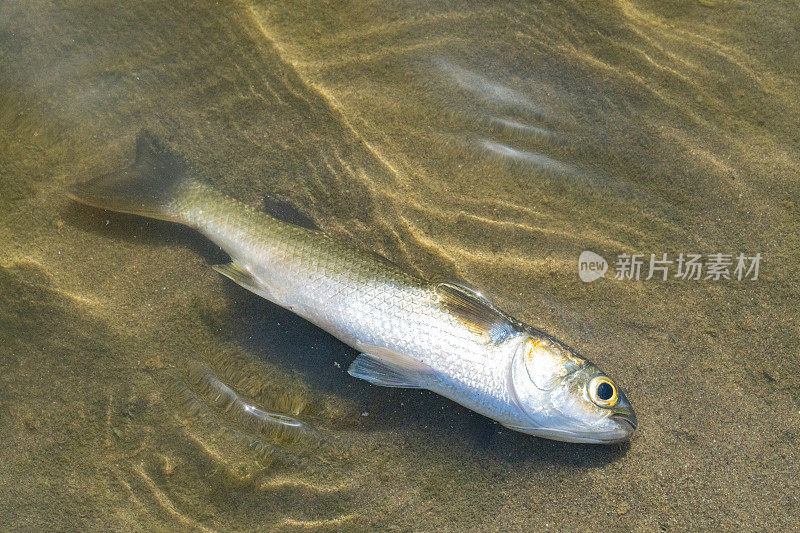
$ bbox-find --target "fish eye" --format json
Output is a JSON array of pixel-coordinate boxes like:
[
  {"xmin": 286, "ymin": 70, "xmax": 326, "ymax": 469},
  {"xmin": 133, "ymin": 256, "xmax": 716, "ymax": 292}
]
[
  {"xmin": 597, "ymin": 382, "xmax": 613, "ymax": 400},
  {"xmin": 588, "ymin": 376, "xmax": 618, "ymax": 407}
]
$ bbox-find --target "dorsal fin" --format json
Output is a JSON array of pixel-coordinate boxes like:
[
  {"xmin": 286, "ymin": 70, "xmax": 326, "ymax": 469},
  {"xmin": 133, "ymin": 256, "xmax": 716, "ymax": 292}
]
[
  {"xmin": 262, "ymin": 195, "xmax": 320, "ymax": 231},
  {"xmin": 435, "ymin": 281, "xmax": 519, "ymax": 344}
]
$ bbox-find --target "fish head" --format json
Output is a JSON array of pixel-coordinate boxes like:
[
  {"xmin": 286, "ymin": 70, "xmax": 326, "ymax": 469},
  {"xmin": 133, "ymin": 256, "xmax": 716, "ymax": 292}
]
[{"xmin": 508, "ymin": 336, "xmax": 636, "ymax": 443}]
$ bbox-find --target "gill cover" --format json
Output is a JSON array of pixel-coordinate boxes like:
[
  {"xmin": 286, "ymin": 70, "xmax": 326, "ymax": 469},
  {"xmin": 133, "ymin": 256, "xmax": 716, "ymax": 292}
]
[
  {"xmin": 508, "ymin": 335, "xmax": 589, "ymax": 432},
  {"xmin": 517, "ymin": 337, "xmax": 585, "ymax": 391}
]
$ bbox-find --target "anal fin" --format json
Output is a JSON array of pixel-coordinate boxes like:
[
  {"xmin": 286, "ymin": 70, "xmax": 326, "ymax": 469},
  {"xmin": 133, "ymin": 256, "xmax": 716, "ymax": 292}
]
[{"xmin": 213, "ymin": 261, "xmax": 265, "ymax": 295}]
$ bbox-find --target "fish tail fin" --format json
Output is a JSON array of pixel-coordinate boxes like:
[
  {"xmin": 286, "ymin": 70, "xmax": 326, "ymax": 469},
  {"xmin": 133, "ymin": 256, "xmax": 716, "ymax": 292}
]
[{"xmin": 68, "ymin": 130, "xmax": 189, "ymax": 222}]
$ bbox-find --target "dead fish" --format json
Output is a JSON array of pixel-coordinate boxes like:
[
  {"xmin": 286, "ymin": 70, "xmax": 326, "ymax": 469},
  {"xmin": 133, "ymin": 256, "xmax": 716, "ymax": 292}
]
[{"xmin": 69, "ymin": 131, "xmax": 636, "ymax": 443}]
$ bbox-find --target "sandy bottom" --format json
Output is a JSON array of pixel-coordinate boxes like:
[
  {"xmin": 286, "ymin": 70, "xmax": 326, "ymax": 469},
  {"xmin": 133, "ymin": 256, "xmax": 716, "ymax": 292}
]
[{"xmin": 1, "ymin": 0, "xmax": 798, "ymax": 530}]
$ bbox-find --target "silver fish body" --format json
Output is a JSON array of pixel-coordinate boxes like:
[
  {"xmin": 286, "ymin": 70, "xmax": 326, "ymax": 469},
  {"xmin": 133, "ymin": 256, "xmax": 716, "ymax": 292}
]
[{"xmin": 70, "ymin": 132, "xmax": 636, "ymax": 443}]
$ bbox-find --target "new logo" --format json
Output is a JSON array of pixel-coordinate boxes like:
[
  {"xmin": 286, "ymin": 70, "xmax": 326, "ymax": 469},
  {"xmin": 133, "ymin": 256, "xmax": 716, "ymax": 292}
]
[{"xmin": 578, "ymin": 251, "xmax": 608, "ymax": 283}]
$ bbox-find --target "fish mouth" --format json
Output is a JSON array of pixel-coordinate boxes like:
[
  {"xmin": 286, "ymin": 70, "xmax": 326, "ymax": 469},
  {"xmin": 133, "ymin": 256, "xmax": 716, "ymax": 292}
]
[
  {"xmin": 610, "ymin": 412, "xmax": 638, "ymax": 432},
  {"xmin": 505, "ymin": 412, "xmax": 637, "ymax": 443},
  {"xmin": 504, "ymin": 424, "xmax": 633, "ymax": 444}
]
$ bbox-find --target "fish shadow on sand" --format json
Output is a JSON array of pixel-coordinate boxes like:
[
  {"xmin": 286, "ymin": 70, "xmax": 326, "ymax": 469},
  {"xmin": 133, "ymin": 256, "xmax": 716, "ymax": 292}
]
[
  {"xmin": 64, "ymin": 203, "xmax": 629, "ymax": 467},
  {"xmin": 63, "ymin": 201, "xmax": 230, "ymax": 265}
]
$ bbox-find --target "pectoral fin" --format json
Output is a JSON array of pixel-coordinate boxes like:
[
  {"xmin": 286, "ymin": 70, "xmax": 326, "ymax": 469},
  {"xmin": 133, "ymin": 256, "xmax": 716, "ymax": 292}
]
[{"xmin": 435, "ymin": 281, "xmax": 519, "ymax": 344}]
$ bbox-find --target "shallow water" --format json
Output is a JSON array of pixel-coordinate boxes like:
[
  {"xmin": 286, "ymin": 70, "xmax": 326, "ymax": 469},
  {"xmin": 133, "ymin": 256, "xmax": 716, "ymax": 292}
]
[{"xmin": 1, "ymin": 0, "xmax": 799, "ymax": 530}]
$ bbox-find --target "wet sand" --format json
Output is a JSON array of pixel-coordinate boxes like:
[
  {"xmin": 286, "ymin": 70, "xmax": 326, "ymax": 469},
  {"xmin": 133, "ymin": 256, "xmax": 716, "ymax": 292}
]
[{"xmin": 1, "ymin": 0, "xmax": 798, "ymax": 530}]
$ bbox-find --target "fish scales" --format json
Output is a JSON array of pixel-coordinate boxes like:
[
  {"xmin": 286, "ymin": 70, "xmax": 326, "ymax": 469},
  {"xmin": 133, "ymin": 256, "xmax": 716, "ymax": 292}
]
[{"xmin": 178, "ymin": 183, "xmax": 515, "ymax": 419}]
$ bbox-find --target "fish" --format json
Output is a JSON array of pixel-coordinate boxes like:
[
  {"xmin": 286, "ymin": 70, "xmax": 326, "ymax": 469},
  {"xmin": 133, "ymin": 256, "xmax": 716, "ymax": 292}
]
[{"xmin": 68, "ymin": 131, "xmax": 637, "ymax": 444}]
